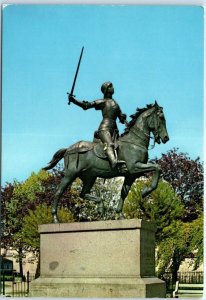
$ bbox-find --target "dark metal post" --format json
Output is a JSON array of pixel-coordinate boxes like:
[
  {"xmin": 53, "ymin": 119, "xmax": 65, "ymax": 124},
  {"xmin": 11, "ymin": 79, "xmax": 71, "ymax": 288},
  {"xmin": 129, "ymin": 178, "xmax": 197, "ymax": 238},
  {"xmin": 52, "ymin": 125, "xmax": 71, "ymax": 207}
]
[
  {"xmin": 2, "ymin": 271, "xmax": 5, "ymax": 295},
  {"xmin": 0, "ymin": 256, "xmax": 2, "ymax": 294},
  {"xmin": 12, "ymin": 270, "xmax": 15, "ymax": 297},
  {"xmin": 26, "ymin": 271, "xmax": 29, "ymax": 294}
]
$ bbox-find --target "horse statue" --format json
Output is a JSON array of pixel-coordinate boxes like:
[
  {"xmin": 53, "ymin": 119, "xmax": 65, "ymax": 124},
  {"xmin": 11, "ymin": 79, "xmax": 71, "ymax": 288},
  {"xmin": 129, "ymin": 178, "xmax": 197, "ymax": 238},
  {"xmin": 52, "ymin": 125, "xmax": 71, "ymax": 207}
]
[{"xmin": 43, "ymin": 101, "xmax": 169, "ymax": 223}]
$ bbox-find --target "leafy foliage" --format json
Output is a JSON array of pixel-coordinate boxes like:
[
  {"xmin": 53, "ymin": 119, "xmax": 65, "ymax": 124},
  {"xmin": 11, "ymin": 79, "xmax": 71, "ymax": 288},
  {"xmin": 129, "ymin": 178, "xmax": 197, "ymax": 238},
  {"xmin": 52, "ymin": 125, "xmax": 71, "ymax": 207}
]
[
  {"xmin": 123, "ymin": 179, "xmax": 184, "ymax": 242},
  {"xmin": 71, "ymin": 177, "xmax": 123, "ymax": 221},
  {"xmin": 189, "ymin": 213, "xmax": 204, "ymax": 269},
  {"xmin": 1, "ymin": 169, "xmax": 76, "ymax": 275},
  {"xmin": 21, "ymin": 204, "xmax": 74, "ymax": 250},
  {"xmin": 157, "ymin": 215, "xmax": 203, "ymax": 279},
  {"xmin": 123, "ymin": 176, "xmax": 203, "ymax": 281},
  {"xmin": 1, "ymin": 170, "xmax": 51, "ymax": 249},
  {"xmin": 153, "ymin": 148, "xmax": 203, "ymax": 221}
]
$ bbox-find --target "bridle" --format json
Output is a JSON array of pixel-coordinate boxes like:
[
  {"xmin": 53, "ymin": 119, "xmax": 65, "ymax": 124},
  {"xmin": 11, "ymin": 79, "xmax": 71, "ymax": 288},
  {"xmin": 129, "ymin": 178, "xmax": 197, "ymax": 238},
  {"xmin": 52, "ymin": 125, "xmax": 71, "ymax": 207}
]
[
  {"xmin": 146, "ymin": 106, "xmax": 163, "ymax": 145},
  {"xmin": 121, "ymin": 105, "xmax": 163, "ymax": 150},
  {"xmin": 129, "ymin": 126, "xmax": 155, "ymax": 150},
  {"xmin": 131, "ymin": 106, "xmax": 163, "ymax": 150}
]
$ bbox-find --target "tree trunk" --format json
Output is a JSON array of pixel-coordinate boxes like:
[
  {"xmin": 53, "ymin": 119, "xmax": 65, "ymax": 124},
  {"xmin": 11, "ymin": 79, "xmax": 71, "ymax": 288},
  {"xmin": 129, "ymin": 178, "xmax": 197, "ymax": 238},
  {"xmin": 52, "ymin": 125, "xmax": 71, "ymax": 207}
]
[{"xmin": 172, "ymin": 251, "xmax": 181, "ymax": 284}]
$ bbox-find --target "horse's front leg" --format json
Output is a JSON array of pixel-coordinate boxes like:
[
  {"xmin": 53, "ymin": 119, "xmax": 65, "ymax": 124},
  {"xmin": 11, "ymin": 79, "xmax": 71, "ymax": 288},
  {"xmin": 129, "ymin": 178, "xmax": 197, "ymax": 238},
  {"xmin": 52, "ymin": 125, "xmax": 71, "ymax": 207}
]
[{"xmin": 132, "ymin": 162, "xmax": 162, "ymax": 198}]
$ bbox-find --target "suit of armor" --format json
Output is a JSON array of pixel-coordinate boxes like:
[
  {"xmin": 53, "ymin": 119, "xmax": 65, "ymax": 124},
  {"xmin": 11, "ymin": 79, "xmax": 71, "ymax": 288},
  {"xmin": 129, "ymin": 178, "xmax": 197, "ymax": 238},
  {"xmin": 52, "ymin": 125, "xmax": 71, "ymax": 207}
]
[{"xmin": 69, "ymin": 82, "xmax": 127, "ymax": 169}]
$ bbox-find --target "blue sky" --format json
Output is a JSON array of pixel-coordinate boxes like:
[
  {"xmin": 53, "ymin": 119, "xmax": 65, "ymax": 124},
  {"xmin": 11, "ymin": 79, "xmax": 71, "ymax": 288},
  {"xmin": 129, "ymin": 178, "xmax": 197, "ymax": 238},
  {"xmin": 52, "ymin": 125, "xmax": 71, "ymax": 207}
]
[{"xmin": 2, "ymin": 5, "xmax": 204, "ymax": 185}]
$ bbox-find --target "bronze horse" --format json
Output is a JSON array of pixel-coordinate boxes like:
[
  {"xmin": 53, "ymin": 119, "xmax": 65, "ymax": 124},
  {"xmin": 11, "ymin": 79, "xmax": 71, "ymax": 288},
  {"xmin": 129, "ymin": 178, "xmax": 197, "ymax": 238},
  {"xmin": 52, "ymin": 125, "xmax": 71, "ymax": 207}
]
[{"xmin": 43, "ymin": 102, "xmax": 169, "ymax": 223}]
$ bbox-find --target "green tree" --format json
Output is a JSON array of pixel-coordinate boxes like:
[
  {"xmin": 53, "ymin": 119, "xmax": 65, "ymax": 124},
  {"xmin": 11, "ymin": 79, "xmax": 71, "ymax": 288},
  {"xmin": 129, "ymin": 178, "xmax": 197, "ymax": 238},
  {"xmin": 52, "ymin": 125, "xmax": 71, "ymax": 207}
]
[
  {"xmin": 153, "ymin": 148, "xmax": 203, "ymax": 221},
  {"xmin": 150, "ymin": 149, "xmax": 204, "ymax": 281},
  {"xmin": 157, "ymin": 214, "xmax": 203, "ymax": 281},
  {"xmin": 21, "ymin": 204, "xmax": 74, "ymax": 250},
  {"xmin": 1, "ymin": 168, "xmax": 77, "ymax": 276},
  {"xmin": 20, "ymin": 204, "xmax": 74, "ymax": 278},
  {"xmin": 188, "ymin": 213, "xmax": 203, "ymax": 269},
  {"xmin": 72, "ymin": 177, "xmax": 123, "ymax": 221},
  {"xmin": 1, "ymin": 170, "xmax": 51, "ymax": 276},
  {"xmin": 123, "ymin": 178, "xmax": 203, "ymax": 282},
  {"xmin": 123, "ymin": 179, "xmax": 184, "ymax": 241}
]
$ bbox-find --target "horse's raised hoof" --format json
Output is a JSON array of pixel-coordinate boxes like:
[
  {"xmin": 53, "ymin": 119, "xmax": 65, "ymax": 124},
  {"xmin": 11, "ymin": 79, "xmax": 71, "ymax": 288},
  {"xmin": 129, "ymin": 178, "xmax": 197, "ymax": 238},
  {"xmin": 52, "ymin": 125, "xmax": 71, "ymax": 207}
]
[
  {"xmin": 142, "ymin": 188, "xmax": 149, "ymax": 198},
  {"xmin": 118, "ymin": 212, "xmax": 125, "ymax": 220},
  {"xmin": 115, "ymin": 202, "xmax": 123, "ymax": 214},
  {"xmin": 52, "ymin": 214, "xmax": 59, "ymax": 224}
]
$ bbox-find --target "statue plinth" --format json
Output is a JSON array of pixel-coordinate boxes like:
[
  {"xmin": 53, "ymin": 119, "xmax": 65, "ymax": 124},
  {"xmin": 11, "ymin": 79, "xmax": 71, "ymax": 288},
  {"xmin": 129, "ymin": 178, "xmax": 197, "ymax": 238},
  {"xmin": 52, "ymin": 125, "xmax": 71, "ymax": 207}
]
[{"xmin": 30, "ymin": 219, "xmax": 165, "ymax": 298}]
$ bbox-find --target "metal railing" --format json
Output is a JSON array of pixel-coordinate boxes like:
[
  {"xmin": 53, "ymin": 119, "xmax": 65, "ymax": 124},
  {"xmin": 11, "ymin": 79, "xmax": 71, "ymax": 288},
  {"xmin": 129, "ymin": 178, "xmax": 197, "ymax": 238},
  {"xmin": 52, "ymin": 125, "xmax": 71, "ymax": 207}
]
[
  {"xmin": 160, "ymin": 271, "xmax": 204, "ymax": 296},
  {"xmin": 161, "ymin": 271, "xmax": 204, "ymax": 284},
  {"xmin": 1, "ymin": 270, "xmax": 36, "ymax": 297},
  {"xmin": 177, "ymin": 271, "xmax": 203, "ymax": 284}
]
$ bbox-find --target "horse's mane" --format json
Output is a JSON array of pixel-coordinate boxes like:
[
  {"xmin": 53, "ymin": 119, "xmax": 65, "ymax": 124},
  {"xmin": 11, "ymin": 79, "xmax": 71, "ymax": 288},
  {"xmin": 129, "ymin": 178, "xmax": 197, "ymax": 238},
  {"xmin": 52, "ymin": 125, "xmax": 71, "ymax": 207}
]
[{"xmin": 122, "ymin": 103, "xmax": 154, "ymax": 136}]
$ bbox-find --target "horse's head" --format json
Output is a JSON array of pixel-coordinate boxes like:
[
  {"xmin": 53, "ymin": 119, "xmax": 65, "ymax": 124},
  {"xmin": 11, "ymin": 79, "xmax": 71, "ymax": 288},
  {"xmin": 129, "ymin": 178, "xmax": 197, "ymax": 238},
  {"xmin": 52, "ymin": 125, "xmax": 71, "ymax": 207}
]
[
  {"xmin": 146, "ymin": 101, "xmax": 169, "ymax": 144},
  {"xmin": 122, "ymin": 101, "xmax": 169, "ymax": 146}
]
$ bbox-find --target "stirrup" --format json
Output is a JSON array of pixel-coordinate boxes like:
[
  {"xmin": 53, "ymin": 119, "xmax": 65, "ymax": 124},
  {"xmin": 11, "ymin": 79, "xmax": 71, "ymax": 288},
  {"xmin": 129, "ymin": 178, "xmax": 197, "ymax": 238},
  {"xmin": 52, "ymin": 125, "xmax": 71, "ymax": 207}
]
[
  {"xmin": 116, "ymin": 160, "xmax": 127, "ymax": 172},
  {"xmin": 110, "ymin": 160, "xmax": 126, "ymax": 168},
  {"xmin": 116, "ymin": 160, "xmax": 126, "ymax": 165}
]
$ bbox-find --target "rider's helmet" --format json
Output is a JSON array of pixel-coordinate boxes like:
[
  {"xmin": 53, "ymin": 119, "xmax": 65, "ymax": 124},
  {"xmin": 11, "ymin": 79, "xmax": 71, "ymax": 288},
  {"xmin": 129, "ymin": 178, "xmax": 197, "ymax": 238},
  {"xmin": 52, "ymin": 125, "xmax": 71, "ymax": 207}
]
[{"xmin": 101, "ymin": 81, "xmax": 113, "ymax": 95}]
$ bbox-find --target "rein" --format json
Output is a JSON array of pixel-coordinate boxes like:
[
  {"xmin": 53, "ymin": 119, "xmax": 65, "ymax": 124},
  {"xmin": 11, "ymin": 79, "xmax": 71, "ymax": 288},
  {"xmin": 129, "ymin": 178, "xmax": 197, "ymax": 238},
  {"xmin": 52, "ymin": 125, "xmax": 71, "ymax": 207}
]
[{"xmin": 129, "ymin": 125, "xmax": 156, "ymax": 150}]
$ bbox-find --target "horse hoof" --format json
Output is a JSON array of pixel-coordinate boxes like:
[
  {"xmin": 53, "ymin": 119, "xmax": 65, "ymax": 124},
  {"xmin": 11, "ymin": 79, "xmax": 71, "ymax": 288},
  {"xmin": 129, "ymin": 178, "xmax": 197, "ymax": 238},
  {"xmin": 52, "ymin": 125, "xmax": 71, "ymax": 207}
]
[
  {"xmin": 118, "ymin": 213, "xmax": 125, "ymax": 220},
  {"xmin": 52, "ymin": 214, "xmax": 59, "ymax": 224},
  {"xmin": 142, "ymin": 188, "xmax": 148, "ymax": 198},
  {"xmin": 116, "ymin": 201, "xmax": 123, "ymax": 214},
  {"xmin": 116, "ymin": 206, "xmax": 122, "ymax": 213},
  {"xmin": 53, "ymin": 218, "xmax": 59, "ymax": 224}
]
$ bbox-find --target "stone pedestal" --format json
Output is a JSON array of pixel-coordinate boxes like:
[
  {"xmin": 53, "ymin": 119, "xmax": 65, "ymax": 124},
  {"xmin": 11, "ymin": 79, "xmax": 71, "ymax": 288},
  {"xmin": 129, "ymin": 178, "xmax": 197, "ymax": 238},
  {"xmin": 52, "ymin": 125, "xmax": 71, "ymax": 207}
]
[{"xmin": 30, "ymin": 219, "xmax": 166, "ymax": 297}]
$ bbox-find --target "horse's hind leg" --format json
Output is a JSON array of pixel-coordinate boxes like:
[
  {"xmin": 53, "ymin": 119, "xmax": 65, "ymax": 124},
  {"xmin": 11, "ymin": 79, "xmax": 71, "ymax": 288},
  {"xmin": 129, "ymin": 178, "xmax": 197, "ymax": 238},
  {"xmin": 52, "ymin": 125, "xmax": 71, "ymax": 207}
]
[
  {"xmin": 52, "ymin": 172, "xmax": 76, "ymax": 223},
  {"xmin": 116, "ymin": 177, "xmax": 135, "ymax": 217},
  {"xmin": 80, "ymin": 177, "xmax": 104, "ymax": 215}
]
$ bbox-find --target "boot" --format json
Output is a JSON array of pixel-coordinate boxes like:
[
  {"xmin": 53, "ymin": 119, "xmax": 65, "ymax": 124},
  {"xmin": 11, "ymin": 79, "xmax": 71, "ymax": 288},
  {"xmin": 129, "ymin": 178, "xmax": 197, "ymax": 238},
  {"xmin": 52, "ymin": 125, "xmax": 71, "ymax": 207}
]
[
  {"xmin": 106, "ymin": 146, "xmax": 117, "ymax": 168},
  {"xmin": 106, "ymin": 147, "xmax": 127, "ymax": 171}
]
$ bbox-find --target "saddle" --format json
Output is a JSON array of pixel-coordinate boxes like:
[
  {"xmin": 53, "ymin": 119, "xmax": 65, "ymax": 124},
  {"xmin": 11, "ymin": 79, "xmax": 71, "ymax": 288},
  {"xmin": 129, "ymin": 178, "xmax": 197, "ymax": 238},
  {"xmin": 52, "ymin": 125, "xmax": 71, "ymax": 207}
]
[{"xmin": 66, "ymin": 140, "xmax": 119, "ymax": 159}]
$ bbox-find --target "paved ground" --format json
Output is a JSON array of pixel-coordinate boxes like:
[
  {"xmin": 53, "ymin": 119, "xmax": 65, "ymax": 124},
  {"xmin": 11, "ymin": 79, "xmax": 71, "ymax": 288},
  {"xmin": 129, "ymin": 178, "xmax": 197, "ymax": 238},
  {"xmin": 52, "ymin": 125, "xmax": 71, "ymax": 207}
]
[{"xmin": 178, "ymin": 294, "xmax": 203, "ymax": 298}]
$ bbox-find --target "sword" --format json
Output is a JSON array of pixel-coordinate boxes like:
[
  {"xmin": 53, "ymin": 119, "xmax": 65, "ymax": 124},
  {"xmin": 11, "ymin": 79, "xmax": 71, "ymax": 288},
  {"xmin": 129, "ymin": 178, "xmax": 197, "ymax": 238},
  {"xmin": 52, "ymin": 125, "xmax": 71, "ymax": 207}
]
[{"xmin": 67, "ymin": 46, "xmax": 84, "ymax": 105}]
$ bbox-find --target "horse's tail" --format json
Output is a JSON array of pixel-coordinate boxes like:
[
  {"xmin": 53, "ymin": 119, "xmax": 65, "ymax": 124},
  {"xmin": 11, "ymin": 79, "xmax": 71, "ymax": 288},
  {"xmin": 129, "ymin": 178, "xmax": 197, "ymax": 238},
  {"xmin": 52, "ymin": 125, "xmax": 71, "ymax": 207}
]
[{"xmin": 42, "ymin": 148, "xmax": 67, "ymax": 171}]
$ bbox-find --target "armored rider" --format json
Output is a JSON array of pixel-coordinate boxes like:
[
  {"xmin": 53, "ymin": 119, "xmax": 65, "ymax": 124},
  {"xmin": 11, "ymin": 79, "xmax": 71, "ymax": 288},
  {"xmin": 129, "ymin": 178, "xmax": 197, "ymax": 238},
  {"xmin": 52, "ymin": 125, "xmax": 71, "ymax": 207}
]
[{"xmin": 68, "ymin": 81, "xmax": 127, "ymax": 169}]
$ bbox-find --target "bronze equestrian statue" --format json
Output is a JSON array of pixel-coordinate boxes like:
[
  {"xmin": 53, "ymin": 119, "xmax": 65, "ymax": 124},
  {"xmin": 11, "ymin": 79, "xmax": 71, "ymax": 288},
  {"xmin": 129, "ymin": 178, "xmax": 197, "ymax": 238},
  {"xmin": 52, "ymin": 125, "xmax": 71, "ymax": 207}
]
[
  {"xmin": 43, "ymin": 48, "xmax": 169, "ymax": 223},
  {"xmin": 43, "ymin": 100, "xmax": 169, "ymax": 223}
]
